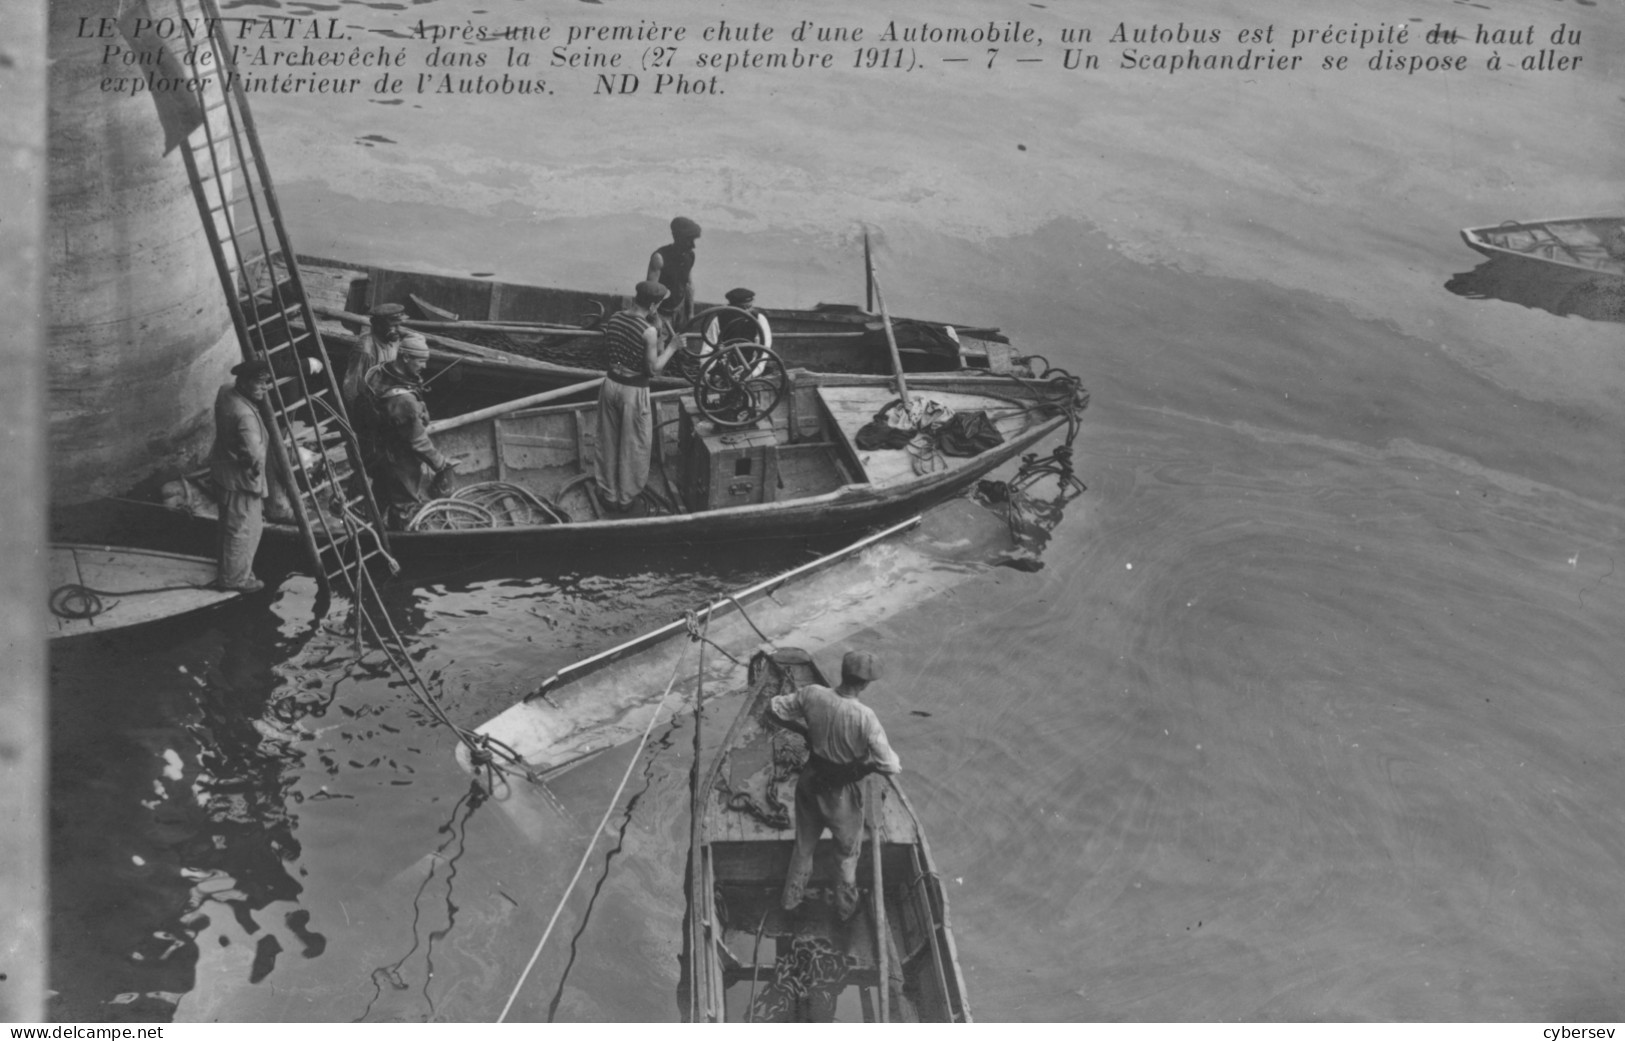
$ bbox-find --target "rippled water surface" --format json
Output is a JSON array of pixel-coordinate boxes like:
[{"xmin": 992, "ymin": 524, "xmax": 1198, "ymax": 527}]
[{"xmin": 48, "ymin": 0, "xmax": 1625, "ymax": 1023}]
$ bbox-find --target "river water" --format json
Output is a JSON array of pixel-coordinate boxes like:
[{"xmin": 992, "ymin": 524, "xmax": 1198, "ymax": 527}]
[{"xmin": 48, "ymin": 0, "xmax": 1625, "ymax": 1023}]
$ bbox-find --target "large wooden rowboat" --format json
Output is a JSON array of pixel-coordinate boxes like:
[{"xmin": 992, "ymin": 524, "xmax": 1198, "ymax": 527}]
[
  {"xmin": 293, "ymin": 255, "xmax": 1031, "ymax": 406},
  {"xmin": 1460, "ymin": 216, "xmax": 1625, "ymax": 286},
  {"xmin": 47, "ymin": 544, "xmax": 239, "ymax": 640},
  {"xmin": 682, "ymin": 647, "xmax": 971, "ymax": 1023},
  {"xmin": 207, "ymin": 369, "xmax": 1084, "ymax": 560}
]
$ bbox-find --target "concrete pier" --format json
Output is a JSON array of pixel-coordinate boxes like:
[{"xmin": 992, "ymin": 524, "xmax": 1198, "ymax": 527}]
[{"xmin": 47, "ymin": 0, "xmax": 241, "ymax": 506}]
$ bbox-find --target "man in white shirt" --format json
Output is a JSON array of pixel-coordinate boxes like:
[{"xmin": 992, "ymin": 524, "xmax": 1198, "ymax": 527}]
[{"xmin": 767, "ymin": 650, "xmax": 901, "ymax": 920}]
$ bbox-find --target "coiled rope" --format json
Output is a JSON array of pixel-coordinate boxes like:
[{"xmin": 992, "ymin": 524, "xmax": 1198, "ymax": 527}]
[{"xmin": 49, "ymin": 582, "xmax": 215, "ymax": 621}]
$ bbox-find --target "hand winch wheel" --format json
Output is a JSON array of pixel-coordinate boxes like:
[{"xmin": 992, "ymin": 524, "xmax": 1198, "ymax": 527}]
[
  {"xmin": 692, "ymin": 342, "xmax": 787, "ymax": 428},
  {"xmin": 685, "ymin": 305, "xmax": 773, "ymax": 351}
]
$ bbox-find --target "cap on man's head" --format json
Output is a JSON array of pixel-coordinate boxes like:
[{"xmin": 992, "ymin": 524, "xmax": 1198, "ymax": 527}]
[
  {"xmin": 725, "ymin": 287, "xmax": 756, "ymax": 306},
  {"xmin": 841, "ymin": 650, "xmax": 881, "ymax": 684},
  {"xmin": 231, "ymin": 359, "xmax": 272, "ymax": 380},
  {"xmin": 397, "ymin": 333, "xmax": 430, "ymax": 359},
  {"xmin": 371, "ymin": 303, "xmax": 406, "ymax": 319},
  {"xmin": 670, "ymin": 216, "xmax": 701, "ymax": 241},
  {"xmin": 634, "ymin": 280, "xmax": 671, "ymax": 307}
]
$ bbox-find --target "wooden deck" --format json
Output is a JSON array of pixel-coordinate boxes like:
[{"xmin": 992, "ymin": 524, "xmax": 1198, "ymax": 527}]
[{"xmin": 48, "ymin": 544, "xmax": 237, "ymax": 639}]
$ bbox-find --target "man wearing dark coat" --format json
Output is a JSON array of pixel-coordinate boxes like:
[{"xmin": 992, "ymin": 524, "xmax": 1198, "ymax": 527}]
[
  {"xmin": 208, "ymin": 359, "xmax": 274, "ymax": 592},
  {"xmin": 362, "ymin": 333, "xmax": 456, "ymax": 528}
]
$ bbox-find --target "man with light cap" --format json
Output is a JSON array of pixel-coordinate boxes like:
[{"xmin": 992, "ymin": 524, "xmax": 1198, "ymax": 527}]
[
  {"xmin": 647, "ymin": 216, "xmax": 701, "ymax": 325},
  {"xmin": 594, "ymin": 280, "xmax": 683, "ymax": 512},
  {"xmin": 363, "ymin": 332, "xmax": 457, "ymax": 528},
  {"xmin": 342, "ymin": 302, "xmax": 406, "ymax": 410},
  {"xmin": 767, "ymin": 648, "xmax": 901, "ymax": 920},
  {"xmin": 208, "ymin": 358, "xmax": 274, "ymax": 592}
]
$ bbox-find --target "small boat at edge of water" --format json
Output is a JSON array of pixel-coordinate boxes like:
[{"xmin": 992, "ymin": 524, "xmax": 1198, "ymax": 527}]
[
  {"xmin": 1460, "ymin": 216, "xmax": 1625, "ymax": 285},
  {"xmin": 681, "ymin": 646, "xmax": 971, "ymax": 1022}
]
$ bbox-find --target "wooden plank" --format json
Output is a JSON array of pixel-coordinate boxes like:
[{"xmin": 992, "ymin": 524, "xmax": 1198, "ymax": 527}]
[
  {"xmin": 869, "ymin": 781, "xmax": 890, "ymax": 1022},
  {"xmin": 494, "ymin": 418, "xmax": 509, "ymax": 482},
  {"xmin": 812, "ymin": 387, "xmax": 871, "ymax": 484},
  {"xmin": 761, "ymin": 445, "xmax": 779, "ymax": 504}
]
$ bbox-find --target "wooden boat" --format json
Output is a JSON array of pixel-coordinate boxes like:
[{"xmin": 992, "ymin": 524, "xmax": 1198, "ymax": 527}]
[
  {"xmin": 292, "ymin": 255, "xmax": 1032, "ymax": 408},
  {"xmin": 47, "ymin": 544, "xmax": 238, "ymax": 640},
  {"xmin": 1460, "ymin": 217, "xmax": 1625, "ymax": 285},
  {"xmin": 682, "ymin": 646, "xmax": 970, "ymax": 1022},
  {"xmin": 181, "ymin": 369, "xmax": 1085, "ymax": 560}
]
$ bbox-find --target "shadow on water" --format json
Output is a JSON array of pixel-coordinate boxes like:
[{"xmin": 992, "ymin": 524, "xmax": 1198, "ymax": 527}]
[
  {"xmin": 1445, "ymin": 256, "xmax": 1625, "ymax": 323},
  {"xmin": 48, "ymin": 592, "xmax": 318, "ymax": 1021}
]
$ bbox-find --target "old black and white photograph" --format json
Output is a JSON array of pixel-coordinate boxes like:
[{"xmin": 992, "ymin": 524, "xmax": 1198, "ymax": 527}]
[{"xmin": 4, "ymin": 0, "xmax": 1623, "ymax": 1026}]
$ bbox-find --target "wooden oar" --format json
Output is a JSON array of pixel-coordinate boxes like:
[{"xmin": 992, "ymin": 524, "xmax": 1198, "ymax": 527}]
[
  {"xmin": 308, "ymin": 303, "xmax": 547, "ymax": 365},
  {"xmin": 403, "ymin": 318, "xmax": 604, "ymax": 338},
  {"xmin": 868, "ymin": 780, "xmax": 890, "ymax": 1023},
  {"xmin": 426, "ymin": 378, "xmax": 603, "ymax": 435}
]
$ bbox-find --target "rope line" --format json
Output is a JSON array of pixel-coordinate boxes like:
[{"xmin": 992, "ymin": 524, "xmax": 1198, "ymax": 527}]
[{"xmin": 495, "ymin": 617, "xmax": 705, "ymax": 1022}]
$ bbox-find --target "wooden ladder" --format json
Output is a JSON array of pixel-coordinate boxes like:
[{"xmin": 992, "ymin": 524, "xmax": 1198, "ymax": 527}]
[{"xmin": 168, "ymin": 0, "xmax": 394, "ymax": 595}]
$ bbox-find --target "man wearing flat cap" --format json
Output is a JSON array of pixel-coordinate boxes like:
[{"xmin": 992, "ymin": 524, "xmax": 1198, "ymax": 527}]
[
  {"xmin": 342, "ymin": 302, "xmax": 406, "ymax": 411},
  {"xmin": 362, "ymin": 332, "xmax": 457, "ymax": 528},
  {"xmin": 208, "ymin": 359, "xmax": 274, "ymax": 592},
  {"xmin": 594, "ymin": 281, "xmax": 683, "ymax": 512},
  {"xmin": 767, "ymin": 648, "xmax": 902, "ymax": 921},
  {"xmin": 647, "ymin": 216, "xmax": 701, "ymax": 326},
  {"xmin": 718, "ymin": 287, "xmax": 766, "ymax": 346}
]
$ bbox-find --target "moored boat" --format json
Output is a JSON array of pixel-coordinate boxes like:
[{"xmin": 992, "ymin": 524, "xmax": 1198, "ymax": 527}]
[
  {"xmin": 178, "ymin": 369, "xmax": 1087, "ymax": 560},
  {"xmin": 681, "ymin": 647, "xmax": 971, "ymax": 1022},
  {"xmin": 292, "ymin": 255, "xmax": 1032, "ymax": 409},
  {"xmin": 1460, "ymin": 216, "xmax": 1625, "ymax": 285},
  {"xmin": 47, "ymin": 544, "xmax": 239, "ymax": 640}
]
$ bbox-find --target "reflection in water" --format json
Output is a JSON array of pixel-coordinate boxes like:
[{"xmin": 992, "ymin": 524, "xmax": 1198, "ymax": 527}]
[
  {"xmin": 357, "ymin": 782, "xmax": 484, "ymax": 1023},
  {"xmin": 48, "ymin": 595, "xmax": 326, "ymax": 1021},
  {"xmin": 1445, "ymin": 256, "xmax": 1625, "ymax": 323}
]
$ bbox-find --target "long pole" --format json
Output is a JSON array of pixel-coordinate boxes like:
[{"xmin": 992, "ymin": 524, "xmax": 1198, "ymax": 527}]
[
  {"xmin": 863, "ymin": 230, "xmax": 875, "ymax": 313},
  {"xmin": 868, "ymin": 781, "xmax": 890, "ymax": 1022},
  {"xmin": 425, "ymin": 377, "xmax": 603, "ymax": 435},
  {"xmin": 868, "ymin": 266, "xmax": 911, "ymax": 409}
]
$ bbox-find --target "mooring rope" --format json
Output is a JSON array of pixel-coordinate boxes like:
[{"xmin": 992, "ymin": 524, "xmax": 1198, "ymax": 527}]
[{"xmin": 495, "ymin": 614, "xmax": 707, "ymax": 1022}]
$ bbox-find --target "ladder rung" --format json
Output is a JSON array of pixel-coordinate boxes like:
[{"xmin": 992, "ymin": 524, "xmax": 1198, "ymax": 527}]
[{"xmin": 325, "ymin": 545, "xmax": 391, "ymax": 581}]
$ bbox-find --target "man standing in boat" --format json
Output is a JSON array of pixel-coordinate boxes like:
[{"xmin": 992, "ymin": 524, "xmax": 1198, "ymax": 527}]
[
  {"xmin": 594, "ymin": 281, "xmax": 683, "ymax": 513},
  {"xmin": 363, "ymin": 333, "xmax": 457, "ymax": 528},
  {"xmin": 647, "ymin": 216, "xmax": 701, "ymax": 326},
  {"xmin": 208, "ymin": 359, "xmax": 274, "ymax": 593},
  {"xmin": 768, "ymin": 649, "xmax": 901, "ymax": 921},
  {"xmin": 342, "ymin": 302, "xmax": 406, "ymax": 410}
]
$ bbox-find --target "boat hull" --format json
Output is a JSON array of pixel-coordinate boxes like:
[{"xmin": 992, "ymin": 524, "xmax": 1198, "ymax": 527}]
[
  {"xmin": 245, "ymin": 371, "xmax": 1080, "ymax": 559},
  {"xmin": 48, "ymin": 544, "xmax": 238, "ymax": 640},
  {"xmin": 293, "ymin": 255, "xmax": 1027, "ymax": 410},
  {"xmin": 1460, "ymin": 216, "xmax": 1625, "ymax": 287}
]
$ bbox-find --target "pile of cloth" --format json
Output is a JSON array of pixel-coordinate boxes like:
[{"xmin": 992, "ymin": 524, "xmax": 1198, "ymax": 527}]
[{"xmin": 854, "ymin": 396, "xmax": 1005, "ymax": 457}]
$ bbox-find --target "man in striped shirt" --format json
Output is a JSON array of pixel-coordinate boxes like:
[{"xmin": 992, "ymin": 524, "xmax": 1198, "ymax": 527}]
[{"xmin": 594, "ymin": 280, "xmax": 682, "ymax": 512}]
